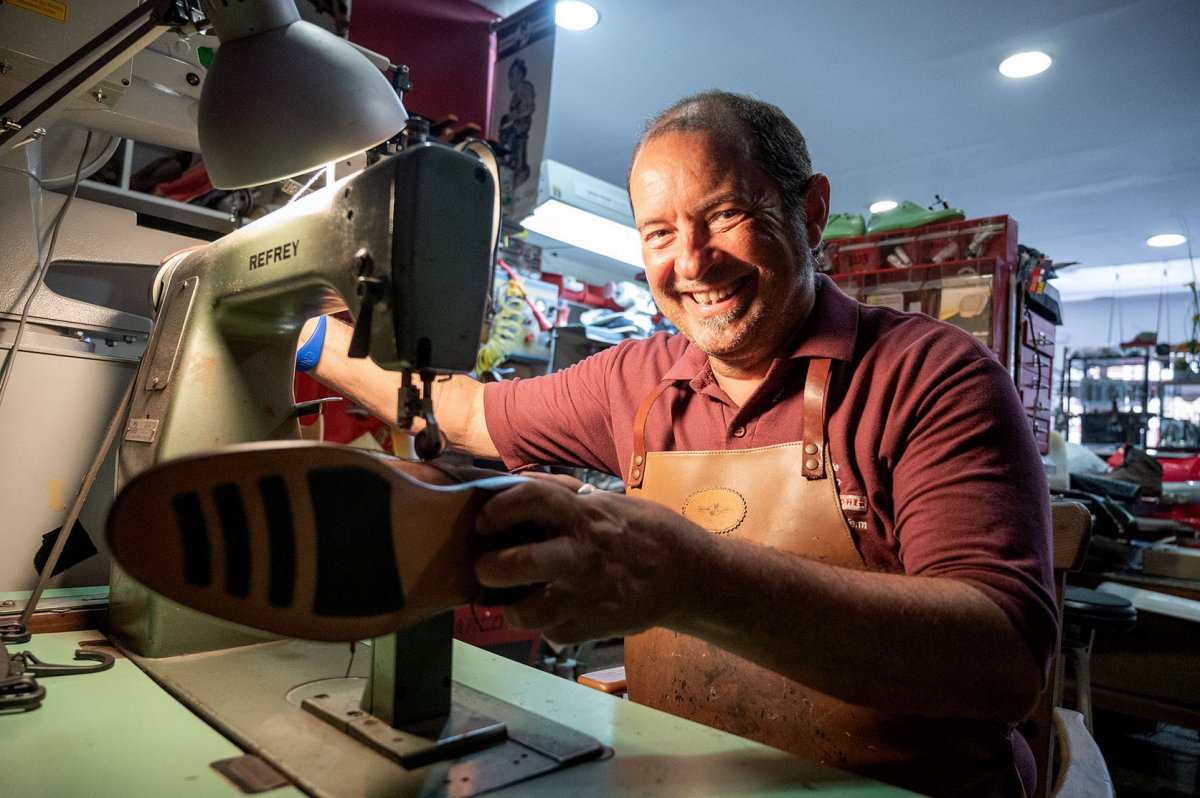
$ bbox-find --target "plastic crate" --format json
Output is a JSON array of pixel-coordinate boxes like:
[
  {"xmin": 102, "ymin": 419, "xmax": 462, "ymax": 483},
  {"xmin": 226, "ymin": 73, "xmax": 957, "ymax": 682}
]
[{"xmin": 828, "ymin": 215, "xmax": 1017, "ymax": 275}]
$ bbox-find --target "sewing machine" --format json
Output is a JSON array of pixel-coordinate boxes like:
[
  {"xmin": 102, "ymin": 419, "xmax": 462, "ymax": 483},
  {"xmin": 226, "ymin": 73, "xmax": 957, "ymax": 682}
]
[
  {"xmin": 2, "ymin": 2, "xmax": 608, "ymax": 791},
  {"xmin": 100, "ymin": 126, "xmax": 622, "ymax": 793}
]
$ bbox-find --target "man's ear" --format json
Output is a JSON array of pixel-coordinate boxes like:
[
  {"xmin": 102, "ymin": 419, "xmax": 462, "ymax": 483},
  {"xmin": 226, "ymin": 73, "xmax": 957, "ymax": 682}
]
[{"xmin": 804, "ymin": 173, "xmax": 831, "ymax": 247}]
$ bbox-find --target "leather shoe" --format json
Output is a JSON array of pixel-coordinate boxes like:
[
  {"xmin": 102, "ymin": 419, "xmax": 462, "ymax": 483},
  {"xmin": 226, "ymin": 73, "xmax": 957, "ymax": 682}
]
[{"xmin": 106, "ymin": 442, "xmax": 535, "ymax": 642}]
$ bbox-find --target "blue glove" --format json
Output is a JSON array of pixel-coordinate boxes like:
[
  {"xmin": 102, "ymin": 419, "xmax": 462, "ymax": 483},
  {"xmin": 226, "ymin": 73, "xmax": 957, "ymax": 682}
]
[{"xmin": 296, "ymin": 315, "xmax": 327, "ymax": 373}]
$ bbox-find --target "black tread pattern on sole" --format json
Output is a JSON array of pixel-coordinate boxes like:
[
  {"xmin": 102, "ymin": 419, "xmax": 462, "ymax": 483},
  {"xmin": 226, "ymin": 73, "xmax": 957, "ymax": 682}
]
[
  {"xmin": 259, "ymin": 475, "xmax": 297, "ymax": 608},
  {"xmin": 172, "ymin": 491, "xmax": 211, "ymax": 588},
  {"xmin": 308, "ymin": 466, "xmax": 406, "ymax": 617}
]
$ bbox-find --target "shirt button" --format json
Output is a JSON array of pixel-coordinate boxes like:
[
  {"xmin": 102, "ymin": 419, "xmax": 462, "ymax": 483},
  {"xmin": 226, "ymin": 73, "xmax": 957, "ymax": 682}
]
[
  {"xmin": 732, "ymin": 425, "xmax": 746, "ymax": 438},
  {"xmin": 804, "ymin": 443, "xmax": 819, "ymax": 455},
  {"xmin": 805, "ymin": 458, "xmax": 820, "ymax": 470},
  {"xmin": 634, "ymin": 455, "xmax": 643, "ymax": 465}
]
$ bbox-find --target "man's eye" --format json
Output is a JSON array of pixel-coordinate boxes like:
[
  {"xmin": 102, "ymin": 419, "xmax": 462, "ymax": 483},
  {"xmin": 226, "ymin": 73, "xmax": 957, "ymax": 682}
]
[
  {"xmin": 643, "ymin": 229, "xmax": 670, "ymax": 243},
  {"xmin": 713, "ymin": 208, "xmax": 742, "ymax": 223}
]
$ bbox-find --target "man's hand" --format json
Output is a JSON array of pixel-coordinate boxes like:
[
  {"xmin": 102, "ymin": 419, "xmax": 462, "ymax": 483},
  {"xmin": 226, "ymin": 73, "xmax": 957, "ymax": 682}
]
[
  {"xmin": 474, "ymin": 478, "xmax": 1044, "ymax": 722},
  {"xmin": 473, "ymin": 479, "xmax": 715, "ymax": 644}
]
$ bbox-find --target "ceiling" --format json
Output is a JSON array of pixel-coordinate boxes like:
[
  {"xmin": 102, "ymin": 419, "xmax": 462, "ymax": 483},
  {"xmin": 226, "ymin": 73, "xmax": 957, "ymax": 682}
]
[{"xmin": 480, "ymin": 0, "xmax": 1199, "ymax": 300}]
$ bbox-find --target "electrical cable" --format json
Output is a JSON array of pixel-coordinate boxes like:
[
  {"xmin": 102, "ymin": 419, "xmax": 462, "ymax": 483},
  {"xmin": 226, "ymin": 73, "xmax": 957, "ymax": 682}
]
[
  {"xmin": 0, "ymin": 163, "xmax": 47, "ymax": 188},
  {"xmin": 1180, "ymin": 215, "xmax": 1198, "ymax": 351},
  {"xmin": 39, "ymin": 132, "xmax": 120, "ymax": 190},
  {"xmin": 476, "ymin": 275, "xmax": 526, "ymax": 374},
  {"xmin": 4, "ymin": 377, "xmax": 137, "ymax": 643},
  {"xmin": 286, "ymin": 167, "xmax": 326, "ymax": 206},
  {"xmin": 0, "ymin": 130, "xmax": 101, "ymax": 643},
  {"xmin": 0, "ymin": 129, "xmax": 93, "ymax": 420}
]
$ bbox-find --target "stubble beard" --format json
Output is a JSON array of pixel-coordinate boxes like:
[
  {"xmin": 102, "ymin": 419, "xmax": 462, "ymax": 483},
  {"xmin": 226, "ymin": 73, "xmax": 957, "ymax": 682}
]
[{"xmin": 671, "ymin": 242, "xmax": 816, "ymax": 362}]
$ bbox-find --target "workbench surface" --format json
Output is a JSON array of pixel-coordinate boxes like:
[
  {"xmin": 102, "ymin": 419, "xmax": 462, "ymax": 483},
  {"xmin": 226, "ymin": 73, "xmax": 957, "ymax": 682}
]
[{"xmin": 3, "ymin": 630, "xmax": 914, "ymax": 797}]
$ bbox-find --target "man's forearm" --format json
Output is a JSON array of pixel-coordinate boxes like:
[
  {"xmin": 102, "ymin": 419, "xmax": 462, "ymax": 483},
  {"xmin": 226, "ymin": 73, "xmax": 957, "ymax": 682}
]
[
  {"xmin": 673, "ymin": 534, "xmax": 1045, "ymax": 722},
  {"xmin": 476, "ymin": 483, "xmax": 1045, "ymax": 724},
  {"xmin": 301, "ymin": 316, "xmax": 500, "ymax": 458}
]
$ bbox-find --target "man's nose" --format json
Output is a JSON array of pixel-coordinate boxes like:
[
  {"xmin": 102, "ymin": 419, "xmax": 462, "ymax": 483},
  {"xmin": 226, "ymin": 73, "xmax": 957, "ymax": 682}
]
[{"xmin": 674, "ymin": 229, "xmax": 714, "ymax": 281}]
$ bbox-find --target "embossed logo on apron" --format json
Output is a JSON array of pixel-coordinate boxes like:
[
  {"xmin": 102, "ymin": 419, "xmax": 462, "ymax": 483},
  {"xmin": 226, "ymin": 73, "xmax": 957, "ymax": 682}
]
[{"xmin": 681, "ymin": 487, "xmax": 747, "ymax": 534}]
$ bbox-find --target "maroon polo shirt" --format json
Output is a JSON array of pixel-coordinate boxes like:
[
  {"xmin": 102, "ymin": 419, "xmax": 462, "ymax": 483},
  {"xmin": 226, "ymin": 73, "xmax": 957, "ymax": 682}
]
[{"xmin": 483, "ymin": 273, "xmax": 1057, "ymax": 675}]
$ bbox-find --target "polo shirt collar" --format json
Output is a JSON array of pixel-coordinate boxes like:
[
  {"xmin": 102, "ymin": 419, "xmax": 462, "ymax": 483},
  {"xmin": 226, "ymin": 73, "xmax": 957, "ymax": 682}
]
[{"xmin": 662, "ymin": 273, "xmax": 859, "ymax": 384}]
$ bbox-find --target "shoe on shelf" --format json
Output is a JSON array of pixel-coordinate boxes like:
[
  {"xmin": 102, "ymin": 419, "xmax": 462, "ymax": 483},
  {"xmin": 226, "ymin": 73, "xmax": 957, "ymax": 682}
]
[
  {"xmin": 866, "ymin": 200, "xmax": 965, "ymax": 234},
  {"xmin": 822, "ymin": 213, "xmax": 866, "ymax": 240},
  {"xmin": 106, "ymin": 441, "xmax": 542, "ymax": 642}
]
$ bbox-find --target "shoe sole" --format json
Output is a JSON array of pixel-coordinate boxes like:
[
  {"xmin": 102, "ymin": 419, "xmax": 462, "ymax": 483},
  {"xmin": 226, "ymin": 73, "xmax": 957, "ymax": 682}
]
[{"xmin": 106, "ymin": 441, "xmax": 530, "ymax": 642}]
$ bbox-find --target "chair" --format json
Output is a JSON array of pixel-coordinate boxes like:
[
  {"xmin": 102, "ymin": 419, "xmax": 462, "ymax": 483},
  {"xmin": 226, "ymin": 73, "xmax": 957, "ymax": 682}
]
[
  {"xmin": 1061, "ymin": 585, "xmax": 1136, "ymax": 730},
  {"xmin": 1022, "ymin": 500, "xmax": 1115, "ymax": 798},
  {"xmin": 1050, "ymin": 707, "xmax": 1114, "ymax": 797}
]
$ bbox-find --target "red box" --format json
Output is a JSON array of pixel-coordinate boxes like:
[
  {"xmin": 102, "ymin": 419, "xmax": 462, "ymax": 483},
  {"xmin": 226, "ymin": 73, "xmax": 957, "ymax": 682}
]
[
  {"xmin": 838, "ymin": 237, "xmax": 881, "ymax": 273},
  {"xmin": 916, "ymin": 216, "xmax": 1017, "ymax": 266}
]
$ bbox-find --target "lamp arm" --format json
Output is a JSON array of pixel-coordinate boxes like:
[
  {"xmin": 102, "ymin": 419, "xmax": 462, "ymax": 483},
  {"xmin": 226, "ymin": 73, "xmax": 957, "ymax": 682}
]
[{"xmin": 0, "ymin": 0, "xmax": 204, "ymax": 153}]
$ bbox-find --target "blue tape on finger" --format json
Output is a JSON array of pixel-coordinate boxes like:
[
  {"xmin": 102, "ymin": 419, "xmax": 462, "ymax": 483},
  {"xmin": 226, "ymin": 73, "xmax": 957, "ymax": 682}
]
[{"xmin": 296, "ymin": 315, "xmax": 327, "ymax": 373}]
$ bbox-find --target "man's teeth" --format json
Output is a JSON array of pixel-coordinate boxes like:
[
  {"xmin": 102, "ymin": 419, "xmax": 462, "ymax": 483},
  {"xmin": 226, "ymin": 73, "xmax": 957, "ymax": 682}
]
[{"xmin": 692, "ymin": 285, "xmax": 737, "ymax": 305}]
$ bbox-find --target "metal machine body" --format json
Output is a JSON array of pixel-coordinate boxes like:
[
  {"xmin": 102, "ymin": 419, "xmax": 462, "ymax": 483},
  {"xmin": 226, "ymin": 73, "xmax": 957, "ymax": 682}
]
[
  {"xmin": 4, "ymin": 4, "xmax": 607, "ymax": 791},
  {"xmin": 109, "ymin": 142, "xmax": 496, "ymax": 657}
]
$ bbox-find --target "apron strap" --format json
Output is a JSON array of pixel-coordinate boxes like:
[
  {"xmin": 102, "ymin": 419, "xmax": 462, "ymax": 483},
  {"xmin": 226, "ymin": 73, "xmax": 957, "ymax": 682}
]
[
  {"xmin": 628, "ymin": 379, "xmax": 675, "ymax": 490},
  {"xmin": 629, "ymin": 358, "xmax": 835, "ymax": 488},
  {"xmin": 801, "ymin": 358, "xmax": 831, "ymax": 480}
]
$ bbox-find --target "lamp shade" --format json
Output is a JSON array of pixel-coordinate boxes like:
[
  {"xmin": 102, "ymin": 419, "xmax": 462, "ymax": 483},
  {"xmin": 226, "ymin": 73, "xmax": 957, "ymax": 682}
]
[{"xmin": 198, "ymin": 0, "xmax": 407, "ymax": 189}]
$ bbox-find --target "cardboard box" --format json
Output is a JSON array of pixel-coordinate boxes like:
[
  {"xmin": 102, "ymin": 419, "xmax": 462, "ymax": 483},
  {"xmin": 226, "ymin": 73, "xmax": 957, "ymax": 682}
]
[{"xmin": 1143, "ymin": 544, "xmax": 1200, "ymax": 580}]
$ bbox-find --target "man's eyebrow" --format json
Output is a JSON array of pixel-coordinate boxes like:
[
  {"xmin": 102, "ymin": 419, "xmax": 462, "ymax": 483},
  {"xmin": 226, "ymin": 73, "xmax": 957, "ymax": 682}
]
[
  {"xmin": 635, "ymin": 214, "xmax": 668, "ymax": 231},
  {"xmin": 698, "ymin": 192, "xmax": 745, "ymax": 212},
  {"xmin": 634, "ymin": 192, "xmax": 746, "ymax": 230}
]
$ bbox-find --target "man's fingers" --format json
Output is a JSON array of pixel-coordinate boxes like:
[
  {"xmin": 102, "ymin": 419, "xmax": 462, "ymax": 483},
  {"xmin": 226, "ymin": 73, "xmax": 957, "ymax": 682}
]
[
  {"xmin": 475, "ymin": 480, "xmax": 575, "ymax": 536},
  {"xmin": 521, "ymin": 471, "xmax": 585, "ymax": 492},
  {"xmin": 475, "ymin": 536, "xmax": 578, "ymax": 588},
  {"xmin": 500, "ymin": 583, "xmax": 569, "ymax": 631}
]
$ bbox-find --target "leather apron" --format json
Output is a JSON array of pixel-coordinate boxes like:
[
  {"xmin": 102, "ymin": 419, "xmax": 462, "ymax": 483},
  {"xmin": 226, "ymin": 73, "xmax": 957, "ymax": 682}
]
[{"xmin": 623, "ymin": 358, "xmax": 1024, "ymax": 798}]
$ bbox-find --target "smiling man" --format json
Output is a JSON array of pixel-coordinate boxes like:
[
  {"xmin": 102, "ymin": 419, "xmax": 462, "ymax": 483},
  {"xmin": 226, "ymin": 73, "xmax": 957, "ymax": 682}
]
[{"xmin": 302, "ymin": 91, "xmax": 1056, "ymax": 797}]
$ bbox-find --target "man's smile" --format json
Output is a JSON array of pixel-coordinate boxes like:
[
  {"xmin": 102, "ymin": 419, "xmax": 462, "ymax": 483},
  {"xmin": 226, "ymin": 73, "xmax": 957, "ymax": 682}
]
[{"xmin": 684, "ymin": 275, "xmax": 749, "ymax": 309}]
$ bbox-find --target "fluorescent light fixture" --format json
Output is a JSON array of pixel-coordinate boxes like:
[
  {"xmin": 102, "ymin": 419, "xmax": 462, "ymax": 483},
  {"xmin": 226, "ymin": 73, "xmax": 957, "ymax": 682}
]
[
  {"xmin": 522, "ymin": 198, "xmax": 642, "ymax": 267},
  {"xmin": 1052, "ymin": 259, "xmax": 1196, "ymax": 301},
  {"xmin": 869, "ymin": 200, "xmax": 897, "ymax": 214},
  {"xmin": 998, "ymin": 51, "xmax": 1052, "ymax": 79},
  {"xmin": 1147, "ymin": 233, "xmax": 1187, "ymax": 248},
  {"xmin": 556, "ymin": 1, "xmax": 600, "ymax": 31},
  {"xmin": 520, "ymin": 160, "xmax": 642, "ymax": 268}
]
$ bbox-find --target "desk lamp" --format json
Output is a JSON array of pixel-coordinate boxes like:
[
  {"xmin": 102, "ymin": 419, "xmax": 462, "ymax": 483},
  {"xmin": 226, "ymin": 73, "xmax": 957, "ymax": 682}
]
[{"xmin": 197, "ymin": 0, "xmax": 407, "ymax": 188}]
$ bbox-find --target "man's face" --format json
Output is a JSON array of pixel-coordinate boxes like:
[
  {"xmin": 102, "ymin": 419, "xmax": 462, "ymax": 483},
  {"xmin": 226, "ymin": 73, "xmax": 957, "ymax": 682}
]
[{"xmin": 629, "ymin": 130, "xmax": 821, "ymax": 376}]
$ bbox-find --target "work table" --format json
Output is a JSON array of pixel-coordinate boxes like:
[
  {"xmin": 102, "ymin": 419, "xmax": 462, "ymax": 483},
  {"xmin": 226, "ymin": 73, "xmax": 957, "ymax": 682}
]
[{"xmin": 4, "ymin": 630, "xmax": 914, "ymax": 797}]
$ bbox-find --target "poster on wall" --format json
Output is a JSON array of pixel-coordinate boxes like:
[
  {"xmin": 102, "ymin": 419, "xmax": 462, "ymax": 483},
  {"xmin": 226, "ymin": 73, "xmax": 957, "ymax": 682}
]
[{"xmin": 490, "ymin": 0, "xmax": 556, "ymax": 223}]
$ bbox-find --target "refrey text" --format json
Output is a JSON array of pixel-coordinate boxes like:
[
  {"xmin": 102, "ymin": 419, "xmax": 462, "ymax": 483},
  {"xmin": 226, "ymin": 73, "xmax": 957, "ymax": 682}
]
[{"xmin": 249, "ymin": 240, "xmax": 300, "ymax": 270}]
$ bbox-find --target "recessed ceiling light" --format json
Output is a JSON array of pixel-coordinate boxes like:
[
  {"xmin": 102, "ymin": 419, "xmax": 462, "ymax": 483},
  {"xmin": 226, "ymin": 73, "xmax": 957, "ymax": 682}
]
[
  {"xmin": 556, "ymin": 1, "xmax": 600, "ymax": 31},
  {"xmin": 998, "ymin": 51, "xmax": 1052, "ymax": 79},
  {"xmin": 1147, "ymin": 233, "xmax": 1187, "ymax": 248},
  {"xmin": 869, "ymin": 200, "xmax": 898, "ymax": 214}
]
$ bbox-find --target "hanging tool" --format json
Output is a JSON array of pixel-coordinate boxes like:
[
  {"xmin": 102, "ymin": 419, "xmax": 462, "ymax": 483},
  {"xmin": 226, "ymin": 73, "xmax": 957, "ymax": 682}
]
[
  {"xmin": 7, "ymin": 648, "xmax": 115, "ymax": 678},
  {"xmin": 0, "ymin": 640, "xmax": 44, "ymax": 712},
  {"xmin": 0, "ymin": 644, "xmax": 114, "ymax": 712}
]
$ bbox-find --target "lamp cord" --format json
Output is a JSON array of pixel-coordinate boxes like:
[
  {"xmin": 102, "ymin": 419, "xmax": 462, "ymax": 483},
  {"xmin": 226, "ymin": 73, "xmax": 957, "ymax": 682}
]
[
  {"xmin": 0, "ymin": 130, "xmax": 106, "ymax": 642},
  {"xmin": 0, "ymin": 130, "xmax": 92, "ymax": 422},
  {"xmin": 11, "ymin": 378, "xmax": 137, "ymax": 639}
]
